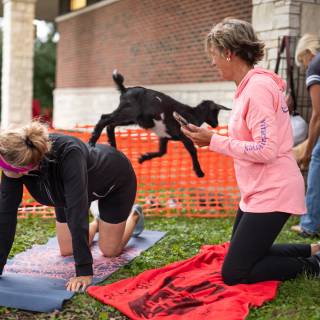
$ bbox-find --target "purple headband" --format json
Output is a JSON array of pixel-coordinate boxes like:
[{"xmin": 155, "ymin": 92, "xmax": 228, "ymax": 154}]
[{"xmin": 0, "ymin": 155, "xmax": 34, "ymax": 173}]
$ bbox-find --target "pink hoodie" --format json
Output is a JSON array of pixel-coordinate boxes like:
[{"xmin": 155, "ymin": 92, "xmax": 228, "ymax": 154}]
[{"xmin": 209, "ymin": 68, "xmax": 306, "ymax": 215}]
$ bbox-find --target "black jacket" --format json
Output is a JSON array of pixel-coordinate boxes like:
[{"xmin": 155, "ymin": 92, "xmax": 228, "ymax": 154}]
[{"xmin": 0, "ymin": 134, "xmax": 133, "ymax": 277}]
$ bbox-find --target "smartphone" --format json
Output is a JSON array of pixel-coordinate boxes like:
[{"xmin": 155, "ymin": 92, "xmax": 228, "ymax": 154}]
[{"xmin": 173, "ymin": 112, "xmax": 189, "ymax": 126}]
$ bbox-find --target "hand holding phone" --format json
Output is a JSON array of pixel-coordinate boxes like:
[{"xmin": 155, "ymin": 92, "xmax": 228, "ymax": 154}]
[{"xmin": 173, "ymin": 112, "xmax": 189, "ymax": 127}]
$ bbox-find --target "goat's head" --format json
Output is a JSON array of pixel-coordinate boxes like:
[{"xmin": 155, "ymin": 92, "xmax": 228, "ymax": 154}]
[{"xmin": 195, "ymin": 100, "xmax": 231, "ymax": 128}]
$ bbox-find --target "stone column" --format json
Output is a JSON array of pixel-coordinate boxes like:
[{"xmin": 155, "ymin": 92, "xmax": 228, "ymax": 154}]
[
  {"xmin": 252, "ymin": 0, "xmax": 300, "ymax": 70},
  {"xmin": 1, "ymin": 0, "xmax": 37, "ymax": 129},
  {"xmin": 252, "ymin": 0, "xmax": 320, "ymax": 70},
  {"xmin": 252, "ymin": 0, "xmax": 320, "ymax": 120}
]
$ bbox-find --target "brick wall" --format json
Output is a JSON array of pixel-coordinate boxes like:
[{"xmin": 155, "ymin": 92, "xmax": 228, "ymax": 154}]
[{"xmin": 56, "ymin": 0, "xmax": 252, "ymax": 88}]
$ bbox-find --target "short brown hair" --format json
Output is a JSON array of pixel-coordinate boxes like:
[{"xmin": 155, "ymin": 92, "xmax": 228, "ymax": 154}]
[
  {"xmin": 0, "ymin": 121, "xmax": 51, "ymax": 167},
  {"xmin": 206, "ymin": 18, "xmax": 265, "ymax": 66}
]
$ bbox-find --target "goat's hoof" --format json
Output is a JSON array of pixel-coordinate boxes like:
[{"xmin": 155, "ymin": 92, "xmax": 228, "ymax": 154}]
[
  {"xmin": 88, "ymin": 139, "xmax": 96, "ymax": 147},
  {"xmin": 138, "ymin": 154, "xmax": 148, "ymax": 163},
  {"xmin": 196, "ymin": 171, "xmax": 205, "ymax": 178}
]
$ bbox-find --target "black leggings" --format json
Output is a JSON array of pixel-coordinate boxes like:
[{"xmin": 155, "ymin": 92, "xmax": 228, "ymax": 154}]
[{"xmin": 222, "ymin": 208, "xmax": 320, "ymax": 285}]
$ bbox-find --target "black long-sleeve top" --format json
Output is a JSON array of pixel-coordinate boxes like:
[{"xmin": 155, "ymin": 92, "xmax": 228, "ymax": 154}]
[{"xmin": 0, "ymin": 134, "xmax": 132, "ymax": 277}]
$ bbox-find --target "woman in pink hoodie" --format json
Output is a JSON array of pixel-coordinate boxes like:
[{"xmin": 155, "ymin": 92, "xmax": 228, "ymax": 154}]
[{"xmin": 182, "ymin": 18, "xmax": 320, "ymax": 284}]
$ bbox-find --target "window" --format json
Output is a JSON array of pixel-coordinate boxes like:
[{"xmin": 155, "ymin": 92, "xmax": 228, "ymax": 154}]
[
  {"xmin": 59, "ymin": 0, "xmax": 103, "ymax": 15},
  {"xmin": 70, "ymin": 0, "xmax": 87, "ymax": 11}
]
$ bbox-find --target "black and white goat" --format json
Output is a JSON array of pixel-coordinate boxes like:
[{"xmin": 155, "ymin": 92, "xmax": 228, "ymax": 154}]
[{"xmin": 89, "ymin": 70, "xmax": 230, "ymax": 177}]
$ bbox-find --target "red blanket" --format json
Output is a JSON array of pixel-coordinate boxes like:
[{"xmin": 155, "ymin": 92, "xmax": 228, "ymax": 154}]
[{"xmin": 88, "ymin": 243, "xmax": 279, "ymax": 320}]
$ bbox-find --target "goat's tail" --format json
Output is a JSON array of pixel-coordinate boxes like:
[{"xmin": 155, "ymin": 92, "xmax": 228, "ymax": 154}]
[{"xmin": 112, "ymin": 69, "xmax": 126, "ymax": 93}]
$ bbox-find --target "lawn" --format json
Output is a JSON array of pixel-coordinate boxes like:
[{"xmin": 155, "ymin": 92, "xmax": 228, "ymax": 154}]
[{"xmin": 0, "ymin": 214, "xmax": 320, "ymax": 320}]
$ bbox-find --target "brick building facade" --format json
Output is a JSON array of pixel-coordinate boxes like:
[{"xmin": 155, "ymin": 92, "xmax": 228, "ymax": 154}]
[
  {"xmin": 56, "ymin": 0, "xmax": 251, "ymax": 87},
  {"xmin": 1, "ymin": 0, "xmax": 319, "ymax": 128},
  {"xmin": 53, "ymin": 0, "xmax": 320, "ymax": 128},
  {"xmin": 54, "ymin": 0, "xmax": 251, "ymax": 128}
]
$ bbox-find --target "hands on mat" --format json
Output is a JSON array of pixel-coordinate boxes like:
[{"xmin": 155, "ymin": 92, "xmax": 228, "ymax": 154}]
[
  {"xmin": 181, "ymin": 124, "xmax": 214, "ymax": 147},
  {"xmin": 66, "ymin": 275, "xmax": 92, "ymax": 292}
]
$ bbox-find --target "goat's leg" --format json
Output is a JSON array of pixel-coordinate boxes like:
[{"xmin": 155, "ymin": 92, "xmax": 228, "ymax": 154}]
[
  {"xmin": 138, "ymin": 138, "xmax": 169, "ymax": 163},
  {"xmin": 89, "ymin": 114, "xmax": 112, "ymax": 147},
  {"xmin": 107, "ymin": 125, "xmax": 116, "ymax": 148},
  {"xmin": 180, "ymin": 137, "xmax": 205, "ymax": 177}
]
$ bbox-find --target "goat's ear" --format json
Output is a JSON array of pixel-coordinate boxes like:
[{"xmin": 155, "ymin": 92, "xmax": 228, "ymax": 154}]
[
  {"xmin": 112, "ymin": 69, "xmax": 127, "ymax": 93},
  {"xmin": 197, "ymin": 100, "xmax": 213, "ymax": 108},
  {"xmin": 217, "ymin": 104, "xmax": 231, "ymax": 111}
]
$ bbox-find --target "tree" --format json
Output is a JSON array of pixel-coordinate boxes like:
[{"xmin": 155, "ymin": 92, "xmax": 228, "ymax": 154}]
[
  {"xmin": 0, "ymin": 23, "xmax": 55, "ymax": 120},
  {"xmin": 33, "ymin": 23, "xmax": 56, "ymax": 112}
]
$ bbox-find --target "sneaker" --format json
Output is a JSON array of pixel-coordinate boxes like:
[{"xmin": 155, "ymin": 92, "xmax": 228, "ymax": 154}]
[
  {"xmin": 90, "ymin": 200, "xmax": 100, "ymax": 220},
  {"xmin": 291, "ymin": 225, "xmax": 302, "ymax": 233},
  {"xmin": 132, "ymin": 204, "xmax": 144, "ymax": 237},
  {"xmin": 298, "ymin": 229, "xmax": 320, "ymax": 239},
  {"xmin": 145, "ymin": 196, "xmax": 162, "ymax": 208},
  {"xmin": 290, "ymin": 225, "xmax": 319, "ymax": 238},
  {"xmin": 166, "ymin": 198, "xmax": 182, "ymax": 209}
]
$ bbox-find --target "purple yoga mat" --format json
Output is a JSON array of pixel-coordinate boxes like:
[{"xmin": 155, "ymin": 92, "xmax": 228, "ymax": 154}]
[{"xmin": 0, "ymin": 230, "xmax": 165, "ymax": 312}]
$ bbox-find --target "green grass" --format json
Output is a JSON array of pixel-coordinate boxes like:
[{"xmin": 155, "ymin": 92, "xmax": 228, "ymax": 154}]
[{"xmin": 0, "ymin": 214, "xmax": 320, "ymax": 319}]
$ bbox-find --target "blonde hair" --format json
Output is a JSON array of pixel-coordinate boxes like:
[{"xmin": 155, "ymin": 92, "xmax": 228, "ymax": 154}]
[
  {"xmin": 0, "ymin": 121, "xmax": 51, "ymax": 167},
  {"xmin": 206, "ymin": 18, "xmax": 265, "ymax": 66},
  {"xmin": 295, "ymin": 34, "xmax": 320, "ymax": 66}
]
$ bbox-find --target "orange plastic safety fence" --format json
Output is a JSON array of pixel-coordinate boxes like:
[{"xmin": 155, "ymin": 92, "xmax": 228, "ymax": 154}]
[{"xmin": 19, "ymin": 127, "xmax": 240, "ymax": 218}]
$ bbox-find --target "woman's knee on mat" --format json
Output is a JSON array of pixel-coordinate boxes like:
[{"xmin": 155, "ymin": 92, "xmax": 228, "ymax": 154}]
[
  {"xmin": 59, "ymin": 247, "xmax": 73, "ymax": 257},
  {"xmin": 57, "ymin": 238, "xmax": 73, "ymax": 256},
  {"xmin": 99, "ymin": 243, "xmax": 122, "ymax": 257},
  {"xmin": 57, "ymin": 237, "xmax": 73, "ymax": 256},
  {"xmin": 56, "ymin": 221, "xmax": 73, "ymax": 256}
]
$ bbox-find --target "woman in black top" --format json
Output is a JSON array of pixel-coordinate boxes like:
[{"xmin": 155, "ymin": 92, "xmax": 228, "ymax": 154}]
[{"xmin": 0, "ymin": 122, "xmax": 141, "ymax": 292}]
